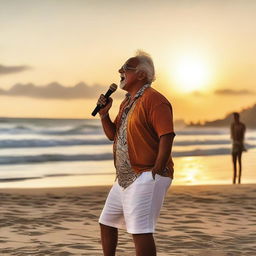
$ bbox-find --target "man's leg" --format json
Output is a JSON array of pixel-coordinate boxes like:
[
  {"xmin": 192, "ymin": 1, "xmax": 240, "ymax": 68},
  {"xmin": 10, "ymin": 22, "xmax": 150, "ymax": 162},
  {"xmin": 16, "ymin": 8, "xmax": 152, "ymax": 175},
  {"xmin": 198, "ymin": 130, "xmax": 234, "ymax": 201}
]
[
  {"xmin": 132, "ymin": 233, "xmax": 156, "ymax": 256},
  {"xmin": 100, "ymin": 223, "xmax": 118, "ymax": 256},
  {"xmin": 124, "ymin": 173, "xmax": 171, "ymax": 256},
  {"xmin": 238, "ymin": 152, "xmax": 242, "ymax": 184},
  {"xmin": 99, "ymin": 181, "xmax": 125, "ymax": 256},
  {"xmin": 232, "ymin": 153, "xmax": 237, "ymax": 184}
]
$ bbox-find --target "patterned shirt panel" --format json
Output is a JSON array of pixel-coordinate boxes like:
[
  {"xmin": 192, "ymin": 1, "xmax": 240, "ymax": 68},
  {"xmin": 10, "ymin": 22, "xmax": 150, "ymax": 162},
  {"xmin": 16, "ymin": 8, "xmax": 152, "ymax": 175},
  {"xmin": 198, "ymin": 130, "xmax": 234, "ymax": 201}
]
[
  {"xmin": 115, "ymin": 103, "xmax": 140, "ymax": 189},
  {"xmin": 115, "ymin": 84, "xmax": 150, "ymax": 189}
]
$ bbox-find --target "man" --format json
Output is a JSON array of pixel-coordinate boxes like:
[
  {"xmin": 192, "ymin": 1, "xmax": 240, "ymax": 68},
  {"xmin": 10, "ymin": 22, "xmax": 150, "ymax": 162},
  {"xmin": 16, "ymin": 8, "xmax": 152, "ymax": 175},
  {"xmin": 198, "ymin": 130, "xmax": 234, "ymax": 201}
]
[
  {"xmin": 231, "ymin": 112, "xmax": 246, "ymax": 184},
  {"xmin": 97, "ymin": 50, "xmax": 175, "ymax": 256}
]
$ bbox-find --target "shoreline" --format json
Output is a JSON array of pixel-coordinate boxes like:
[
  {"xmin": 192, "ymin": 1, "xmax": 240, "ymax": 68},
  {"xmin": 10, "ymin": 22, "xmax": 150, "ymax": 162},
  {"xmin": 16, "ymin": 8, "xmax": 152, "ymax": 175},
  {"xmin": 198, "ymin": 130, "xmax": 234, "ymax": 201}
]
[{"xmin": 1, "ymin": 148, "xmax": 256, "ymax": 189}]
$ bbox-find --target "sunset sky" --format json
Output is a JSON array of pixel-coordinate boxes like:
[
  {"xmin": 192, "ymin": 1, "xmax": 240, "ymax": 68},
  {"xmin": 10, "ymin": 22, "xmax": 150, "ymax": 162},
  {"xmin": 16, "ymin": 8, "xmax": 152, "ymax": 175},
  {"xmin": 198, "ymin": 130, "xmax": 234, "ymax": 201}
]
[{"xmin": 1, "ymin": 0, "xmax": 256, "ymax": 123}]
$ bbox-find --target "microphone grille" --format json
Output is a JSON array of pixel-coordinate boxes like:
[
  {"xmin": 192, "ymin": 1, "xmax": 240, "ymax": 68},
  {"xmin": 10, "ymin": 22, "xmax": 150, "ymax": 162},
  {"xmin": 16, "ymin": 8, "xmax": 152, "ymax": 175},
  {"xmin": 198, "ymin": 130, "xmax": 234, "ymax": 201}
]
[{"xmin": 110, "ymin": 83, "xmax": 118, "ymax": 92}]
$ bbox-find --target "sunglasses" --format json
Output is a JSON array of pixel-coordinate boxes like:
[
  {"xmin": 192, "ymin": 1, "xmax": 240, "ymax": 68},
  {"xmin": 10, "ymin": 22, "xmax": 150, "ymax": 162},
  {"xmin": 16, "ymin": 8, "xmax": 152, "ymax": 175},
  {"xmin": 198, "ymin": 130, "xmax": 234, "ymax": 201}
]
[{"xmin": 121, "ymin": 63, "xmax": 137, "ymax": 72}]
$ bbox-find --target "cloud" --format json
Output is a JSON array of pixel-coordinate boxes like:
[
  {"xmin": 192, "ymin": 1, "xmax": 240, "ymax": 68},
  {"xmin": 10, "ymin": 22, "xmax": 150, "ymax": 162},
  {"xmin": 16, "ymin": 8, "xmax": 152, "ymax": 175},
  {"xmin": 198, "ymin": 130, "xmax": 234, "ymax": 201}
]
[
  {"xmin": 0, "ymin": 65, "xmax": 30, "ymax": 75},
  {"xmin": 0, "ymin": 82, "xmax": 124, "ymax": 100},
  {"xmin": 214, "ymin": 89, "xmax": 255, "ymax": 95}
]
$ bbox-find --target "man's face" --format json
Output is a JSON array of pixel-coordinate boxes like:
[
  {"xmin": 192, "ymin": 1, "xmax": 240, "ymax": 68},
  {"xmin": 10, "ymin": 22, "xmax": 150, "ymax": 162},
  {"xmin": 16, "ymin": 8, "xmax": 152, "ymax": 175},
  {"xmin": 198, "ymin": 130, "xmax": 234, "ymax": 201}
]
[
  {"xmin": 234, "ymin": 115, "xmax": 239, "ymax": 123},
  {"xmin": 118, "ymin": 57, "xmax": 139, "ymax": 90}
]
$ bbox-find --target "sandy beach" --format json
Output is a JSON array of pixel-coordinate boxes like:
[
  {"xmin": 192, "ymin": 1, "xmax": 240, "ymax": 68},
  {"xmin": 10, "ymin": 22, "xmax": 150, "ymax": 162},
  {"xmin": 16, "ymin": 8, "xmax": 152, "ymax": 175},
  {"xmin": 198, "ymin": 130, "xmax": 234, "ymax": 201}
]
[{"xmin": 1, "ymin": 184, "xmax": 255, "ymax": 256}]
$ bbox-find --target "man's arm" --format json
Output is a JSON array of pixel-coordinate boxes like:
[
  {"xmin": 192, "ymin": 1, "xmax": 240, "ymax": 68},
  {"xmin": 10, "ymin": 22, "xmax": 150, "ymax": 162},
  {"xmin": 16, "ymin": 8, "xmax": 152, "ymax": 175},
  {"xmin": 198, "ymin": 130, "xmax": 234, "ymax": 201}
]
[
  {"xmin": 151, "ymin": 133, "xmax": 175, "ymax": 178},
  {"xmin": 230, "ymin": 124, "xmax": 234, "ymax": 140},
  {"xmin": 242, "ymin": 123, "xmax": 246, "ymax": 140},
  {"xmin": 97, "ymin": 95, "xmax": 116, "ymax": 141},
  {"xmin": 100, "ymin": 113, "xmax": 116, "ymax": 141}
]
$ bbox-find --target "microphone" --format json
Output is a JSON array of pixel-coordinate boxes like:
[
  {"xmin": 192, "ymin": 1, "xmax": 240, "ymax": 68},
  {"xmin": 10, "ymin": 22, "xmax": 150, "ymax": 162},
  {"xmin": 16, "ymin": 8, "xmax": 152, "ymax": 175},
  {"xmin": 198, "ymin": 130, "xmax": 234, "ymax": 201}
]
[{"xmin": 91, "ymin": 83, "xmax": 118, "ymax": 116}]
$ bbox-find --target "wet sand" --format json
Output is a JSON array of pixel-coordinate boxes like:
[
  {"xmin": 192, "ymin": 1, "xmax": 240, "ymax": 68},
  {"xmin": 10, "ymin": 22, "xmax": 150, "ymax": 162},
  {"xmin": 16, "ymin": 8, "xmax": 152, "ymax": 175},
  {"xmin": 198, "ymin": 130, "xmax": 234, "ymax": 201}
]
[{"xmin": 1, "ymin": 184, "xmax": 256, "ymax": 255}]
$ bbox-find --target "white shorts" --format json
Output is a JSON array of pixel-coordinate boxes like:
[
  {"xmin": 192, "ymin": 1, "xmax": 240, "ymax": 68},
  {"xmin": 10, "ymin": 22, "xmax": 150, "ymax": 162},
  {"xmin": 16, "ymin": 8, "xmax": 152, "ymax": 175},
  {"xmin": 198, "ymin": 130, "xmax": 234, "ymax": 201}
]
[{"xmin": 99, "ymin": 171, "xmax": 172, "ymax": 234}]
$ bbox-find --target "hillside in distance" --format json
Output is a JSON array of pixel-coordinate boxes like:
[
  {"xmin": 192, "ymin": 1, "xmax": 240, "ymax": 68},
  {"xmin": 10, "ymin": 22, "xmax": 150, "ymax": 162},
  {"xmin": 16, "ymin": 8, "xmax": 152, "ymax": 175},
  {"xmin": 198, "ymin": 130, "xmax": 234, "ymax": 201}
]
[{"xmin": 189, "ymin": 103, "xmax": 256, "ymax": 128}]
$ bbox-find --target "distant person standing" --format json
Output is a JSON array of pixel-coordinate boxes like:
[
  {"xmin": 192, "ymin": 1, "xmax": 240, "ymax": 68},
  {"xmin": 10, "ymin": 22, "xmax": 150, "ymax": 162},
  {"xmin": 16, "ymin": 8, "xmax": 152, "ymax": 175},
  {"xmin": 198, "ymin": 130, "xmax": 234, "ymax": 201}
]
[{"xmin": 231, "ymin": 112, "xmax": 246, "ymax": 184}]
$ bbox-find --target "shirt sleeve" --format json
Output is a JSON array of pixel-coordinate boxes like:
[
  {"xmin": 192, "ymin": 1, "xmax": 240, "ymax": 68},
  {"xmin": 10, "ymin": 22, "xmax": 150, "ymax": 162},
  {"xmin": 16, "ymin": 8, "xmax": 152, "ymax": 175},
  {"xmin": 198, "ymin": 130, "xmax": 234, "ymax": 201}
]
[{"xmin": 150, "ymin": 103, "xmax": 175, "ymax": 138}]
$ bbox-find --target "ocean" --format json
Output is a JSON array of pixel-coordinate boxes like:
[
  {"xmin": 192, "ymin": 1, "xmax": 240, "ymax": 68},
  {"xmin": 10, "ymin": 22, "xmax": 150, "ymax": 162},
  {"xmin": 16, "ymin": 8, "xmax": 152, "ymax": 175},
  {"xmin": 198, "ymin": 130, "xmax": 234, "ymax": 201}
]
[{"xmin": 0, "ymin": 117, "xmax": 255, "ymax": 188}]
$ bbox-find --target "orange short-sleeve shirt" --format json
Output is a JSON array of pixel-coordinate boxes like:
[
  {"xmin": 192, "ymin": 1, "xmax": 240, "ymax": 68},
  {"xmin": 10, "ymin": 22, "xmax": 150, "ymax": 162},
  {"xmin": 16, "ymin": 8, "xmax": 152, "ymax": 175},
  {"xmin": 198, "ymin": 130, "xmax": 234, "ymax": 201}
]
[{"xmin": 113, "ymin": 87, "xmax": 175, "ymax": 178}]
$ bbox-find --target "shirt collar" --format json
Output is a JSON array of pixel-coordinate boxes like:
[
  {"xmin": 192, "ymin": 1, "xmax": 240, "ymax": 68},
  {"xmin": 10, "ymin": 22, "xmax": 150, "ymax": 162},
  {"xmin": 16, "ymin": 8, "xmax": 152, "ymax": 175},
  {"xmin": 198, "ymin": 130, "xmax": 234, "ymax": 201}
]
[{"xmin": 125, "ymin": 83, "xmax": 151, "ymax": 99}]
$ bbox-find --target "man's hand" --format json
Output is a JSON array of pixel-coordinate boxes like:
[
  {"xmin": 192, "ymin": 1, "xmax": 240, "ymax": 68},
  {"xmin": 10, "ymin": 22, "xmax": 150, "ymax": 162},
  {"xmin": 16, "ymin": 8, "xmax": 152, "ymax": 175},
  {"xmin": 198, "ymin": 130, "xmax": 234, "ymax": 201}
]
[
  {"xmin": 151, "ymin": 133, "xmax": 175, "ymax": 180},
  {"xmin": 151, "ymin": 167, "xmax": 170, "ymax": 180},
  {"xmin": 97, "ymin": 94, "xmax": 113, "ymax": 116},
  {"xmin": 151, "ymin": 168, "xmax": 157, "ymax": 180}
]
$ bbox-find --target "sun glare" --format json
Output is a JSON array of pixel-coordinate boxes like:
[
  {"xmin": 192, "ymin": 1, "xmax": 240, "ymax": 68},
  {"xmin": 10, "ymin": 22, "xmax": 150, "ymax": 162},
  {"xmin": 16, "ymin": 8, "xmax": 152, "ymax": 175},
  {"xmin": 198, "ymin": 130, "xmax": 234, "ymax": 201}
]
[{"xmin": 171, "ymin": 55, "xmax": 211, "ymax": 93}]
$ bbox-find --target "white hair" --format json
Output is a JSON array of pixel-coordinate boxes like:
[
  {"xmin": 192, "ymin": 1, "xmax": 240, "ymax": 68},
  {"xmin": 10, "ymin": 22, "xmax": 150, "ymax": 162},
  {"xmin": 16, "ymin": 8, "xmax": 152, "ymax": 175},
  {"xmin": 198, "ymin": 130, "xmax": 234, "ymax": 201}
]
[{"xmin": 135, "ymin": 50, "xmax": 155, "ymax": 83}]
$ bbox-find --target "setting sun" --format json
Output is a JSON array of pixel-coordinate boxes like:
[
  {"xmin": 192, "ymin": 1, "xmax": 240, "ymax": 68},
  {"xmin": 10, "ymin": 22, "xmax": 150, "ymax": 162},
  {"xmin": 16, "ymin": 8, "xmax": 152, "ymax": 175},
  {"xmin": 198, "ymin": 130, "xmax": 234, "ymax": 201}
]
[{"xmin": 171, "ymin": 55, "xmax": 211, "ymax": 93}]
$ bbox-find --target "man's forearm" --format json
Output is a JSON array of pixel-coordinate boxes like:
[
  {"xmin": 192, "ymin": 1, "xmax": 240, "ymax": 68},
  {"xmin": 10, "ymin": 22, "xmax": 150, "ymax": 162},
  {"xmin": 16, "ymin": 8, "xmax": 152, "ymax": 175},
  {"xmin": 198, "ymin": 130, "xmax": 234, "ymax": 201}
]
[
  {"xmin": 153, "ymin": 133, "xmax": 175, "ymax": 172},
  {"xmin": 100, "ymin": 113, "xmax": 116, "ymax": 141}
]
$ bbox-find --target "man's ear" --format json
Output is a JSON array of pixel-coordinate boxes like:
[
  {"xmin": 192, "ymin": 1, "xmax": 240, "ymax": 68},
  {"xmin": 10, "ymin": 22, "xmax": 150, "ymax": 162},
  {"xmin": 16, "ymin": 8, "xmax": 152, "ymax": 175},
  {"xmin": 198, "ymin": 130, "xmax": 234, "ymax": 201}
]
[{"xmin": 137, "ymin": 70, "xmax": 147, "ymax": 81}]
